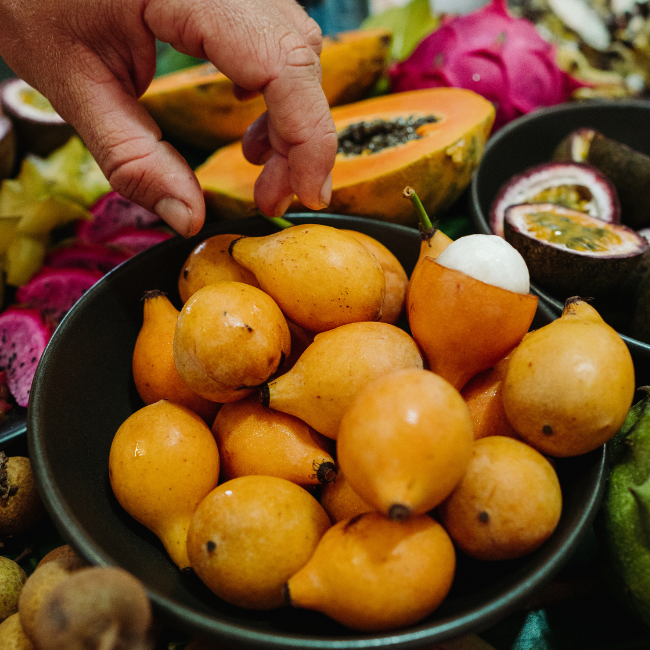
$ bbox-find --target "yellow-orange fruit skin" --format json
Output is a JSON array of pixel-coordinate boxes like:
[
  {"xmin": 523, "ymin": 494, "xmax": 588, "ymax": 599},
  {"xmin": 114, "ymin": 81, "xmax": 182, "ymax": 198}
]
[
  {"xmin": 407, "ymin": 257, "xmax": 538, "ymax": 391},
  {"xmin": 337, "ymin": 368, "xmax": 474, "ymax": 517},
  {"xmin": 229, "ymin": 225, "xmax": 385, "ymax": 334},
  {"xmin": 502, "ymin": 299, "xmax": 635, "ymax": 457},
  {"xmin": 286, "ymin": 511, "xmax": 456, "ymax": 631},
  {"xmin": 132, "ymin": 291, "xmax": 221, "ymax": 425},
  {"xmin": 343, "ymin": 229, "xmax": 408, "ymax": 325},
  {"xmin": 461, "ymin": 354, "xmax": 519, "ymax": 440},
  {"xmin": 177, "ymin": 234, "xmax": 259, "ymax": 304},
  {"xmin": 439, "ymin": 436, "xmax": 562, "ymax": 561},
  {"xmin": 266, "ymin": 321, "xmax": 423, "ymax": 440},
  {"xmin": 187, "ymin": 476, "xmax": 331, "ymax": 610},
  {"xmin": 320, "ymin": 471, "xmax": 374, "ymax": 523},
  {"xmin": 108, "ymin": 400, "xmax": 220, "ymax": 569},
  {"xmin": 212, "ymin": 397, "xmax": 336, "ymax": 487},
  {"xmin": 173, "ymin": 281, "xmax": 291, "ymax": 403}
]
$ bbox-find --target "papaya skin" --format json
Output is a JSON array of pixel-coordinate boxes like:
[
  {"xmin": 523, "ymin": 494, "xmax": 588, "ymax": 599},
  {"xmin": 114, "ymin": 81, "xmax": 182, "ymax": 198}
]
[
  {"xmin": 108, "ymin": 400, "xmax": 220, "ymax": 569},
  {"xmin": 212, "ymin": 397, "xmax": 337, "ymax": 487},
  {"xmin": 342, "ymin": 229, "xmax": 408, "ymax": 325},
  {"xmin": 285, "ymin": 511, "xmax": 456, "ymax": 632},
  {"xmin": 140, "ymin": 28, "xmax": 392, "ymax": 151},
  {"xmin": 177, "ymin": 234, "xmax": 259, "ymax": 305},
  {"xmin": 196, "ymin": 88, "xmax": 495, "ymax": 225},
  {"xmin": 132, "ymin": 290, "xmax": 221, "ymax": 425},
  {"xmin": 407, "ymin": 257, "xmax": 538, "ymax": 391},
  {"xmin": 186, "ymin": 475, "xmax": 331, "ymax": 610},
  {"xmin": 502, "ymin": 297, "xmax": 635, "ymax": 457}
]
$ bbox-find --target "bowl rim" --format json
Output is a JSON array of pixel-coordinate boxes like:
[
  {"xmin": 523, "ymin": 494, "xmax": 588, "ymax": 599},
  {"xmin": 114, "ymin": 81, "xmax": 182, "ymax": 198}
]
[{"xmin": 27, "ymin": 213, "xmax": 610, "ymax": 648}]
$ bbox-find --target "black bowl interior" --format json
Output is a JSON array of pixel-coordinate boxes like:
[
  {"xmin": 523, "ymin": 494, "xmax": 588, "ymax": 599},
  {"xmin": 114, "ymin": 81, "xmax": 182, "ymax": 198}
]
[
  {"xmin": 469, "ymin": 99, "xmax": 650, "ymax": 385},
  {"xmin": 28, "ymin": 214, "xmax": 607, "ymax": 649}
]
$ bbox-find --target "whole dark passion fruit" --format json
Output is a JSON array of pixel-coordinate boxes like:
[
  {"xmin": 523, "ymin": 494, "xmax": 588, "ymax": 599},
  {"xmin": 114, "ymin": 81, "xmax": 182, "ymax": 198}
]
[
  {"xmin": 490, "ymin": 162, "xmax": 620, "ymax": 238},
  {"xmin": 503, "ymin": 202, "xmax": 649, "ymax": 299}
]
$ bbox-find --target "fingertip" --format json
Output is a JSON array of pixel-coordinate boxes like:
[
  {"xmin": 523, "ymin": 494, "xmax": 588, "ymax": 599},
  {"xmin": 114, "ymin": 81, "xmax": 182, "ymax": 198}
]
[{"xmin": 154, "ymin": 197, "xmax": 204, "ymax": 238}]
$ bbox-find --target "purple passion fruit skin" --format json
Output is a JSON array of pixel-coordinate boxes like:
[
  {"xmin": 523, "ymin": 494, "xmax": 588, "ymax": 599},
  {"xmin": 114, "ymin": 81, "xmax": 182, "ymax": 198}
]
[
  {"xmin": 503, "ymin": 202, "xmax": 648, "ymax": 300},
  {"xmin": 1, "ymin": 78, "xmax": 75, "ymax": 157},
  {"xmin": 0, "ymin": 114, "xmax": 16, "ymax": 180},
  {"xmin": 490, "ymin": 162, "xmax": 621, "ymax": 238}
]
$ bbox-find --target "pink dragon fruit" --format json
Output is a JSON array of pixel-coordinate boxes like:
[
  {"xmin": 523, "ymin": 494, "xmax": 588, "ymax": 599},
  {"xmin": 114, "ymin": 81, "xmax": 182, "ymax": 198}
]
[
  {"xmin": 76, "ymin": 191, "xmax": 162, "ymax": 244},
  {"xmin": 16, "ymin": 266, "xmax": 104, "ymax": 325},
  {"xmin": 389, "ymin": 0, "xmax": 588, "ymax": 130},
  {"xmin": 103, "ymin": 227, "xmax": 174, "ymax": 255},
  {"xmin": 0, "ymin": 307, "xmax": 53, "ymax": 408},
  {"xmin": 45, "ymin": 241, "xmax": 133, "ymax": 273}
]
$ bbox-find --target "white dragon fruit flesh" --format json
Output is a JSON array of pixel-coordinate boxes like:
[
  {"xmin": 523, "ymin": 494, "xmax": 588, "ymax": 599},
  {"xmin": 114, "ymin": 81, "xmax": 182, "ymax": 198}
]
[{"xmin": 389, "ymin": 0, "xmax": 588, "ymax": 130}]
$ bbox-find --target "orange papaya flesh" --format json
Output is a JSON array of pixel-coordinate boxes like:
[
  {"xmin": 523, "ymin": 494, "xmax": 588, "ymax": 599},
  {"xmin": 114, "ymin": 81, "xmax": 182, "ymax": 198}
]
[
  {"xmin": 196, "ymin": 87, "xmax": 495, "ymax": 226},
  {"xmin": 407, "ymin": 257, "xmax": 538, "ymax": 392},
  {"xmin": 140, "ymin": 28, "xmax": 392, "ymax": 151}
]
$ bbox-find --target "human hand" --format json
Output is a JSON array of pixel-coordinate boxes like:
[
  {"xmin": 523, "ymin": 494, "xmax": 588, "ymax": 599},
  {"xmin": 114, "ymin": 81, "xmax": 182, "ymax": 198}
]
[{"xmin": 0, "ymin": 0, "xmax": 337, "ymax": 236}]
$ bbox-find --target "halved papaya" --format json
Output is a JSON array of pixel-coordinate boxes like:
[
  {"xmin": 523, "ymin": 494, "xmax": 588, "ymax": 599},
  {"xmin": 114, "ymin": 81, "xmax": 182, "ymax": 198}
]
[
  {"xmin": 140, "ymin": 28, "xmax": 393, "ymax": 151},
  {"xmin": 196, "ymin": 87, "xmax": 496, "ymax": 226}
]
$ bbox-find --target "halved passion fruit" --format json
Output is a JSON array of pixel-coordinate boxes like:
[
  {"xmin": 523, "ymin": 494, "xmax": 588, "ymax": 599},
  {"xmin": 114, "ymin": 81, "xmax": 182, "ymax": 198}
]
[
  {"xmin": 1, "ymin": 78, "xmax": 75, "ymax": 157},
  {"xmin": 503, "ymin": 202, "xmax": 648, "ymax": 299},
  {"xmin": 490, "ymin": 162, "xmax": 620, "ymax": 238}
]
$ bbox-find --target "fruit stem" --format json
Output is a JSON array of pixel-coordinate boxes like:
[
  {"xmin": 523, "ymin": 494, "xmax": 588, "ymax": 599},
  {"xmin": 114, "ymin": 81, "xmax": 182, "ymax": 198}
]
[
  {"xmin": 403, "ymin": 186, "xmax": 436, "ymax": 242},
  {"xmin": 260, "ymin": 213, "xmax": 295, "ymax": 230}
]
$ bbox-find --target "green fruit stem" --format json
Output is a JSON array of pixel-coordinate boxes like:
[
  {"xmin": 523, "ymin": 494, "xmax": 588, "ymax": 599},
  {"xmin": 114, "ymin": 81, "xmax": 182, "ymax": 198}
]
[{"xmin": 403, "ymin": 186, "xmax": 436, "ymax": 242}]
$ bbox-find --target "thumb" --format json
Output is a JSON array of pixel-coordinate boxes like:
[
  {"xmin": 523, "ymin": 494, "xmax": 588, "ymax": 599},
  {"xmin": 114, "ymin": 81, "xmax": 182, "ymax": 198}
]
[{"xmin": 53, "ymin": 74, "xmax": 205, "ymax": 237}]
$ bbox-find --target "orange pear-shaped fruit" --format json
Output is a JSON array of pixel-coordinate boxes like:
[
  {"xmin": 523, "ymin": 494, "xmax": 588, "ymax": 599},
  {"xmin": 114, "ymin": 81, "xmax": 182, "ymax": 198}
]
[
  {"xmin": 187, "ymin": 475, "xmax": 331, "ymax": 610},
  {"xmin": 174, "ymin": 281, "xmax": 291, "ymax": 403},
  {"xmin": 319, "ymin": 470, "xmax": 373, "ymax": 523},
  {"xmin": 212, "ymin": 397, "xmax": 337, "ymax": 486},
  {"xmin": 229, "ymin": 224, "xmax": 385, "ymax": 332},
  {"xmin": 461, "ymin": 353, "xmax": 519, "ymax": 440},
  {"xmin": 286, "ymin": 511, "xmax": 456, "ymax": 631},
  {"xmin": 439, "ymin": 436, "xmax": 562, "ymax": 560},
  {"xmin": 262, "ymin": 321, "xmax": 423, "ymax": 439},
  {"xmin": 502, "ymin": 297, "xmax": 635, "ymax": 457},
  {"xmin": 108, "ymin": 400, "xmax": 220, "ymax": 569},
  {"xmin": 407, "ymin": 257, "xmax": 538, "ymax": 390},
  {"xmin": 337, "ymin": 367, "xmax": 474, "ymax": 519},
  {"xmin": 132, "ymin": 290, "xmax": 221, "ymax": 424},
  {"xmin": 178, "ymin": 233, "xmax": 259, "ymax": 304}
]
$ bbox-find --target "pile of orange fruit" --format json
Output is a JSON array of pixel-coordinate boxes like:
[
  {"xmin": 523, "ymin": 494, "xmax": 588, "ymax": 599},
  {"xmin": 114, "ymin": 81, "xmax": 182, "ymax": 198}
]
[{"xmin": 107, "ymin": 219, "xmax": 635, "ymax": 632}]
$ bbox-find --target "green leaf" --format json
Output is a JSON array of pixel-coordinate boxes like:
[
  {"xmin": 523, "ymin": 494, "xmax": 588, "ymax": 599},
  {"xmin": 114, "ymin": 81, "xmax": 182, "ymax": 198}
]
[{"xmin": 362, "ymin": 0, "xmax": 440, "ymax": 61}]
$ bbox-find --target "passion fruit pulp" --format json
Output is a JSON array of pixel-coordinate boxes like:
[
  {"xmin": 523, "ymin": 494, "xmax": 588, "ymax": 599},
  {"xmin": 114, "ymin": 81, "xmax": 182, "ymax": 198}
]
[
  {"xmin": 490, "ymin": 161, "xmax": 620, "ymax": 238},
  {"xmin": 503, "ymin": 202, "xmax": 648, "ymax": 300}
]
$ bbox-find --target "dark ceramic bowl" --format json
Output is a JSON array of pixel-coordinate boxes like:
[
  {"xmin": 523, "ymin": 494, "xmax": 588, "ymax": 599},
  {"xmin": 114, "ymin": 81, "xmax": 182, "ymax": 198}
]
[
  {"xmin": 28, "ymin": 214, "xmax": 607, "ymax": 648},
  {"xmin": 469, "ymin": 99, "xmax": 650, "ymax": 385}
]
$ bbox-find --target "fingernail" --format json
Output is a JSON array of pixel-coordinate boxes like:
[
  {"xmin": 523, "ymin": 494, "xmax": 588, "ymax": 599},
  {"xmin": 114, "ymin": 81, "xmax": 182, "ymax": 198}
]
[
  {"xmin": 319, "ymin": 173, "xmax": 332, "ymax": 209},
  {"xmin": 274, "ymin": 194, "xmax": 295, "ymax": 217},
  {"xmin": 155, "ymin": 198, "xmax": 194, "ymax": 237}
]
